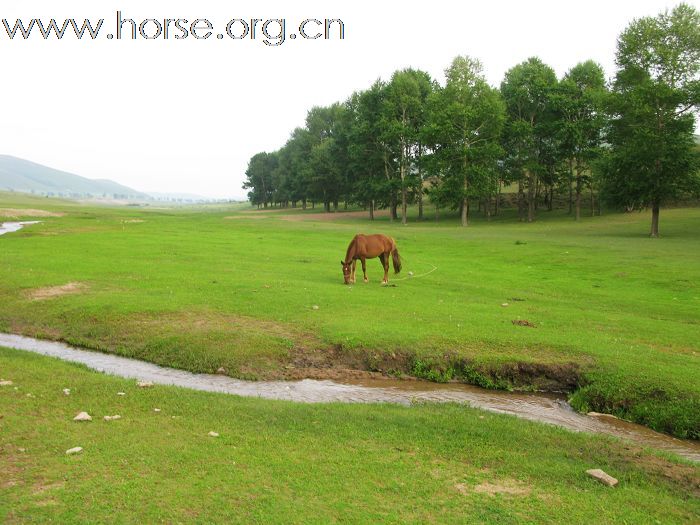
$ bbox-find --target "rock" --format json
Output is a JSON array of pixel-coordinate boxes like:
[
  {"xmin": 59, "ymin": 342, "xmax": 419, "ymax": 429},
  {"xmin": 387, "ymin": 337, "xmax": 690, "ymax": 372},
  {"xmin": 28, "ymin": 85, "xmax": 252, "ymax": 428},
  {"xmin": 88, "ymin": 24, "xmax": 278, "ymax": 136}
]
[
  {"xmin": 312, "ymin": 305, "xmax": 319, "ymax": 310},
  {"xmin": 587, "ymin": 412, "xmax": 619, "ymax": 419},
  {"xmin": 586, "ymin": 469, "xmax": 618, "ymax": 487},
  {"xmin": 117, "ymin": 392, "xmax": 126, "ymax": 396},
  {"xmin": 137, "ymin": 381, "xmax": 153, "ymax": 388},
  {"xmin": 501, "ymin": 303, "xmax": 509, "ymax": 307},
  {"xmin": 26, "ymin": 393, "xmax": 34, "ymax": 398},
  {"xmin": 63, "ymin": 388, "xmax": 71, "ymax": 396},
  {"xmin": 65, "ymin": 447, "xmax": 83, "ymax": 455},
  {"xmin": 103, "ymin": 415, "xmax": 121, "ymax": 421},
  {"xmin": 408, "ymin": 271, "xmax": 414, "ymax": 277},
  {"xmin": 0, "ymin": 380, "xmax": 13, "ymax": 386},
  {"xmin": 73, "ymin": 411, "xmax": 92, "ymax": 422},
  {"xmin": 18, "ymin": 447, "xmax": 26, "ymax": 452},
  {"xmin": 208, "ymin": 431, "xmax": 219, "ymax": 437},
  {"xmin": 153, "ymin": 408, "xmax": 161, "ymax": 413},
  {"xmin": 216, "ymin": 367, "xmax": 226, "ymax": 374}
]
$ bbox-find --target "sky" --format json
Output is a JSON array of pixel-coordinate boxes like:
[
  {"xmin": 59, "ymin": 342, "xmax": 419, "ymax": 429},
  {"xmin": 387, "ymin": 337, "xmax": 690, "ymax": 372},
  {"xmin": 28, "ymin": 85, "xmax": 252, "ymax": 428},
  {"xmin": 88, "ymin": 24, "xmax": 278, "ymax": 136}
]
[{"xmin": 0, "ymin": 0, "xmax": 694, "ymax": 199}]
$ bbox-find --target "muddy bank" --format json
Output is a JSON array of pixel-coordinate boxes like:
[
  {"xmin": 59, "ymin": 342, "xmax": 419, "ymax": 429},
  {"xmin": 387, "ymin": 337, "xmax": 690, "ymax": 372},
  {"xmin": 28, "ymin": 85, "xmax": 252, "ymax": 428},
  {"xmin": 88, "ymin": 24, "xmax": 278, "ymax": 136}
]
[{"xmin": 1, "ymin": 332, "xmax": 699, "ymax": 462}]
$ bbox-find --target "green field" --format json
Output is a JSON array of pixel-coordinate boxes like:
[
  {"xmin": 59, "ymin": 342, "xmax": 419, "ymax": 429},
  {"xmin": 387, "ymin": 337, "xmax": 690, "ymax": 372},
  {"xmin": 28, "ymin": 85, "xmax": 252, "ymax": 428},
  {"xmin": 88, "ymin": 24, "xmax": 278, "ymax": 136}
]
[
  {"xmin": 1, "ymin": 347, "xmax": 698, "ymax": 524},
  {"xmin": 0, "ymin": 192, "xmax": 699, "ymax": 440}
]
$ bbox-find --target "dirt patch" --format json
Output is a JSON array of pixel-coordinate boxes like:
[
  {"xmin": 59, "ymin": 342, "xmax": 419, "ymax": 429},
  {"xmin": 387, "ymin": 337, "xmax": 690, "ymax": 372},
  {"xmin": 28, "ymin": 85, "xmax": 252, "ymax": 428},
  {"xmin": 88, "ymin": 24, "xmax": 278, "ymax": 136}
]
[
  {"xmin": 0, "ymin": 208, "xmax": 64, "ymax": 218},
  {"xmin": 224, "ymin": 215, "xmax": 270, "ymax": 220},
  {"xmin": 455, "ymin": 480, "xmax": 532, "ymax": 497},
  {"xmin": 26, "ymin": 282, "xmax": 88, "ymax": 301},
  {"xmin": 281, "ymin": 210, "xmax": 389, "ymax": 222},
  {"xmin": 512, "ymin": 319, "xmax": 537, "ymax": 328}
]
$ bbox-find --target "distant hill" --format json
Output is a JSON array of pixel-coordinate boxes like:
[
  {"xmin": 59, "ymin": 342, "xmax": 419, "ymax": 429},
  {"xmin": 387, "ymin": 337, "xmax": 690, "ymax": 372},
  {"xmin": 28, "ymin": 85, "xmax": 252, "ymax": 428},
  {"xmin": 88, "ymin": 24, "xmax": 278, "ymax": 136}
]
[{"xmin": 0, "ymin": 155, "xmax": 148, "ymax": 199}]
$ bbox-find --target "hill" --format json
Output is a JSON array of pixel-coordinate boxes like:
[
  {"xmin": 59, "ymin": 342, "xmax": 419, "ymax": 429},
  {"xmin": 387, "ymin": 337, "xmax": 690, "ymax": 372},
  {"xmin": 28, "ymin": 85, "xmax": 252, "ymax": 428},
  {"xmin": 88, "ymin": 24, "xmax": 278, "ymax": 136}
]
[{"xmin": 0, "ymin": 155, "xmax": 147, "ymax": 199}]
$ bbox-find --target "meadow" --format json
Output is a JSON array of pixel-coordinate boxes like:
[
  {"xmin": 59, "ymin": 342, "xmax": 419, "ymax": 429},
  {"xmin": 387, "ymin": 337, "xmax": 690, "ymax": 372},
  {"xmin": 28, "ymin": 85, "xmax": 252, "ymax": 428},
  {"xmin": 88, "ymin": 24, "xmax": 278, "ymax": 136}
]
[
  {"xmin": 1, "ymin": 347, "xmax": 698, "ymax": 524},
  {"xmin": 0, "ymin": 192, "xmax": 699, "ymax": 440}
]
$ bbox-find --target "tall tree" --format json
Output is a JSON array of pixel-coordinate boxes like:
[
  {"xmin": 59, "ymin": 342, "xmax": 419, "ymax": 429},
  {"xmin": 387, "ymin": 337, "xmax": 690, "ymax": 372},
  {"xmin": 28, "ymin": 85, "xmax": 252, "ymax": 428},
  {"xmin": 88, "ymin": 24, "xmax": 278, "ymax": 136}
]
[
  {"xmin": 384, "ymin": 69, "xmax": 434, "ymax": 224},
  {"xmin": 424, "ymin": 56, "xmax": 505, "ymax": 226},
  {"xmin": 602, "ymin": 3, "xmax": 700, "ymax": 237},
  {"xmin": 501, "ymin": 58, "xmax": 559, "ymax": 222},
  {"xmin": 554, "ymin": 60, "xmax": 607, "ymax": 220}
]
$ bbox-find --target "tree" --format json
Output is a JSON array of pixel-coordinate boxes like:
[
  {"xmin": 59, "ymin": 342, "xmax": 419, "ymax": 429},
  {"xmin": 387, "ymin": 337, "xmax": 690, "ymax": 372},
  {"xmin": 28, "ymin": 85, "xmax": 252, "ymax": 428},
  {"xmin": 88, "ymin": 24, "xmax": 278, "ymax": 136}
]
[
  {"xmin": 554, "ymin": 61, "xmax": 607, "ymax": 220},
  {"xmin": 501, "ymin": 58, "xmax": 559, "ymax": 222},
  {"xmin": 384, "ymin": 69, "xmax": 435, "ymax": 224},
  {"xmin": 243, "ymin": 151, "xmax": 278, "ymax": 208},
  {"xmin": 424, "ymin": 56, "xmax": 505, "ymax": 226},
  {"xmin": 602, "ymin": 3, "xmax": 700, "ymax": 237},
  {"xmin": 345, "ymin": 84, "xmax": 391, "ymax": 219}
]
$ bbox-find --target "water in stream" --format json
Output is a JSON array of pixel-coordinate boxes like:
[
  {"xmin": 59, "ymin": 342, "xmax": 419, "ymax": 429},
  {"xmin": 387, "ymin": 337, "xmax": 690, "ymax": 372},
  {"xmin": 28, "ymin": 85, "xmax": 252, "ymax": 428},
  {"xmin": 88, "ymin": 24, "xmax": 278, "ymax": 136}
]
[
  {"xmin": 0, "ymin": 333, "xmax": 698, "ymax": 462},
  {"xmin": 0, "ymin": 221, "xmax": 41, "ymax": 236}
]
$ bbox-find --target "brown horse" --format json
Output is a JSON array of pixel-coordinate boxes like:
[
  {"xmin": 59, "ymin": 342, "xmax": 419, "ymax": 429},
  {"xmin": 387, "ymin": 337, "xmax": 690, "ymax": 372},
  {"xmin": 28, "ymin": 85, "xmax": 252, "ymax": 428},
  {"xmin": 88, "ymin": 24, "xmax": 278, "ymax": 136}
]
[{"xmin": 341, "ymin": 234, "xmax": 401, "ymax": 284}]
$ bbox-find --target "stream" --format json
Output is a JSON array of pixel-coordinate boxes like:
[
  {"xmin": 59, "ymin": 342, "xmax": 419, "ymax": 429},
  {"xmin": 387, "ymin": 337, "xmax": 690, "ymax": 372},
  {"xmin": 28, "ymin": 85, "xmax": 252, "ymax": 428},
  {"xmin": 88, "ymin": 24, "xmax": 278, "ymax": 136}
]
[{"xmin": 0, "ymin": 333, "xmax": 698, "ymax": 462}]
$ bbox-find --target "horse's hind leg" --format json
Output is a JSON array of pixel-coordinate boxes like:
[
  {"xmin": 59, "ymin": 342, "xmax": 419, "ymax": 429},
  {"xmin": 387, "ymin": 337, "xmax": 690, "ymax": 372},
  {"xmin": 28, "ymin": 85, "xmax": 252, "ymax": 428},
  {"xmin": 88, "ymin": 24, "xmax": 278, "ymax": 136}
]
[
  {"xmin": 381, "ymin": 253, "xmax": 389, "ymax": 284},
  {"xmin": 361, "ymin": 257, "xmax": 368, "ymax": 283}
]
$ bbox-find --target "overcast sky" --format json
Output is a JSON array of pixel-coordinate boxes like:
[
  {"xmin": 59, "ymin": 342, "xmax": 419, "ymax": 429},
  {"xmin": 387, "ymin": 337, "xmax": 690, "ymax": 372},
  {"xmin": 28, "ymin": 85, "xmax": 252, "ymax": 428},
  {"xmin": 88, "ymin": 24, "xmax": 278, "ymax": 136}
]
[{"xmin": 1, "ymin": 0, "xmax": 692, "ymax": 199}]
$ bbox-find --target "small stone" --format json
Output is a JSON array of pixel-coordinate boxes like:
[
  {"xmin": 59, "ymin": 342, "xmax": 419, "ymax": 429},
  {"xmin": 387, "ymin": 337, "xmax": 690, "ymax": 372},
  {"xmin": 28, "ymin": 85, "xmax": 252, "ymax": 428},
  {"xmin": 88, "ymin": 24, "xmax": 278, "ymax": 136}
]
[
  {"xmin": 65, "ymin": 447, "xmax": 83, "ymax": 455},
  {"xmin": 208, "ymin": 431, "xmax": 219, "ymax": 437},
  {"xmin": 216, "ymin": 367, "xmax": 226, "ymax": 374},
  {"xmin": 26, "ymin": 393, "xmax": 34, "ymax": 398},
  {"xmin": 73, "ymin": 411, "xmax": 92, "ymax": 422},
  {"xmin": 137, "ymin": 381, "xmax": 153, "ymax": 388},
  {"xmin": 0, "ymin": 380, "xmax": 13, "ymax": 386},
  {"xmin": 587, "ymin": 412, "xmax": 619, "ymax": 419},
  {"xmin": 312, "ymin": 305, "xmax": 319, "ymax": 310},
  {"xmin": 501, "ymin": 303, "xmax": 509, "ymax": 307},
  {"xmin": 408, "ymin": 271, "xmax": 414, "ymax": 277},
  {"xmin": 63, "ymin": 388, "xmax": 71, "ymax": 396},
  {"xmin": 103, "ymin": 415, "xmax": 122, "ymax": 421},
  {"xmin": 18, "ymin": 447, "xmax": 26, "ymax": 452},
  {"xmin": 117, "ymin": 392, "xmax": 126, "ymax": 396},
  {"xmin": 153, "ymin": 408, "xmax": 161, "ymax": 413},
  {"xmin": 586, "ymin": 469, "xmax": 618, "ymax": 487}
]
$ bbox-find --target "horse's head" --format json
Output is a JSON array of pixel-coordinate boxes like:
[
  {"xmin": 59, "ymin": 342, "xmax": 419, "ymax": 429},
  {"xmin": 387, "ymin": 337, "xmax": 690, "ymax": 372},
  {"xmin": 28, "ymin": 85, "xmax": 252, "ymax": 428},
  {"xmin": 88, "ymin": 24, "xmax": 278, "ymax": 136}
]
[{"xmin": 341, "ymin": 260, "xmax": 352, "ymax": 284}]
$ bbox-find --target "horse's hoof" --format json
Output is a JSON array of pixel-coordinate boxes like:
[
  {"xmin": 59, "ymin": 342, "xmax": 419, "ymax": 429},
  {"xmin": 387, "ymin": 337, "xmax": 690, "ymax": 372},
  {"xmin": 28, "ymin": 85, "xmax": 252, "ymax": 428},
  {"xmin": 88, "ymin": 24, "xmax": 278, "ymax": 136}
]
[{"xmin": 364, "ymin": 279, "xmax": 369, "ymax": 283}]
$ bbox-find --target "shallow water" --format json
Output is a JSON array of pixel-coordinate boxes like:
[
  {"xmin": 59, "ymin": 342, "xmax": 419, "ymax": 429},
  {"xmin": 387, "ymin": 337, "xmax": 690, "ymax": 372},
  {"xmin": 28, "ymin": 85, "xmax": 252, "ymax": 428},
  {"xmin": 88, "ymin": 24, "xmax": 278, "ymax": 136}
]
[
  {"xmin": 1, "ymin": 333, "xmax": 698, "ymax": 462},
  {"xmin": 0, "ymin": 221, "xmax": 41, "ymax": 236}
]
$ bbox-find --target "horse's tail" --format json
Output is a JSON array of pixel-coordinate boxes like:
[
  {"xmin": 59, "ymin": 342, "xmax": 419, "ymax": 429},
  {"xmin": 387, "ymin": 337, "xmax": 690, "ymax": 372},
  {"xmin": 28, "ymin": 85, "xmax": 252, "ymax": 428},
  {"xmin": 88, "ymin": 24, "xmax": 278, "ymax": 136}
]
[{"xmin": 392, "ymin": 246, "xmax": 402, "ymax": 274}]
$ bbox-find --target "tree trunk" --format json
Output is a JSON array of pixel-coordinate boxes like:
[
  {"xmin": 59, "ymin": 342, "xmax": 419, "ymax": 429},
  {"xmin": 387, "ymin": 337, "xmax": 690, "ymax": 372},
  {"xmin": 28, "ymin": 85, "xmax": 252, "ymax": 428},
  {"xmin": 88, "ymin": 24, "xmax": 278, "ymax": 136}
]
[
  {"xmin": 575, "ymin": 176, "xmax": 582, "ymax": 221},
  {"xmin": 461, "ymin": 175, "xmax": 468, "ymax": 227},
  {"xmin": 401, "ymin": 186, "xmax": 408, "ymax": 225},
  {"xmin": 369, "ymin": 200, "xmax": 374, "ymax": 221},
  {"xmin": 590, "ymin": 187, "xmax": 594, "ymax": 217},
  {"xmin": 527, "ymin": 171, "xmax": 535, "ymax": 222},
  {"xmin": 548, "ymin": 186, "xmax": 554, "ymax": 212},
  {"xmin": 418, "ymin": 190, "xmax": 423, "ymax": 220},
  {"xmin": 495, "ymin": 181, "xmax": 501, "ymax": 216},
  {"xmin": 650, "ymin": 201, "xmax": 660, "ymax": 237},
  {"xmin": 517, "ymin": 180, "xmax": 525, "ymax": 222},
  {"xmin": 568, "ymin": 159, "xmax": 574, "ymax": 215},
  {"xmin": 435, "ymin": 205, "xmax": 439, "ymax": 223}
]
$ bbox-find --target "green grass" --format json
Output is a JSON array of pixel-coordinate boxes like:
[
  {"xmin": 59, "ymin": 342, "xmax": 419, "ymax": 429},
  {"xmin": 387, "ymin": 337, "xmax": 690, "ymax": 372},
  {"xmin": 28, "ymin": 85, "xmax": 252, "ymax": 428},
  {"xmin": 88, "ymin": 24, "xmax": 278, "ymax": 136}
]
[
  {"xmin": 0, "ymin": 192, "xmax": 699, "ymax": 438},
  {"xmin": 1, "ymin": 347, "xmax": 698, "ymax": 524}
]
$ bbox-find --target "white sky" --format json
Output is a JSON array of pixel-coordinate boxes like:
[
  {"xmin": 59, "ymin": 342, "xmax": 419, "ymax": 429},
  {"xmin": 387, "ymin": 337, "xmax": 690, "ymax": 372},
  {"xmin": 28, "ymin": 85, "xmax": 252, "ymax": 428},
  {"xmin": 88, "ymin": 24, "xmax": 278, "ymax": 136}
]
[{"xmin": 1, "ymin": 0, "xmax": 694, "ymax": 199}]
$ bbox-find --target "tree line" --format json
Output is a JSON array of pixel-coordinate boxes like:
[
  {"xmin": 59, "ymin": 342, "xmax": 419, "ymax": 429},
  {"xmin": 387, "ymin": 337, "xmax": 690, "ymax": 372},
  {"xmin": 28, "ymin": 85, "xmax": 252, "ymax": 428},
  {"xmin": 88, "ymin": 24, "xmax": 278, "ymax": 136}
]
[{"xmin": 243, "ymin": 4, "xmax": 699, "ymax": 236}]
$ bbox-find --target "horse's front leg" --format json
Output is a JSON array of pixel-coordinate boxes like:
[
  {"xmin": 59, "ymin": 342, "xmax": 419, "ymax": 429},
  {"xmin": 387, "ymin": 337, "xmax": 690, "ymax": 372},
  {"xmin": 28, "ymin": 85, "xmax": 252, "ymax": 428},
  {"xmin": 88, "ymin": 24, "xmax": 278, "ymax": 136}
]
[
  {"xmin": 361, "ymin": 257, "xmax": 368, "ymax": 283},
  {"xmin": 350, "ymin": 260, "xmax": 357, "ymax": 284}
]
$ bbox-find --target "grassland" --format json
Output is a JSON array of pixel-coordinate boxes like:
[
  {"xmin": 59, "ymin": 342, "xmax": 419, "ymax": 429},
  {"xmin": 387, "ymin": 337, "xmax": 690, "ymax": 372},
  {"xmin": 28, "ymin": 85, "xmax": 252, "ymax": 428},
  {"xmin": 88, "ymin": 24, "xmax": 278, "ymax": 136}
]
[
  {"xmin": 0, "ymin": 192, "xmax": 699, "ymax": 439},
  {"xmin": 1, "ymin": 347, "xmax": 699, "ymax": 524}
]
